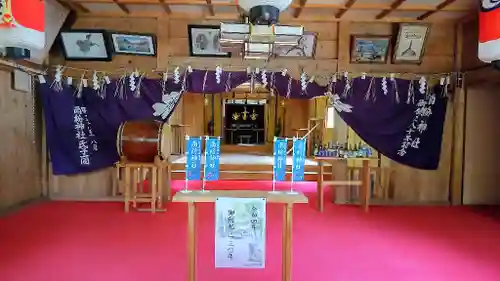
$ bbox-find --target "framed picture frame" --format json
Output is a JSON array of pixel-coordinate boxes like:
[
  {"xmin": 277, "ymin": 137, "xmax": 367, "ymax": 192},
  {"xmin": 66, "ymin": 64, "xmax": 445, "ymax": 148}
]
[
  {"xmin": 273, "ymin": 32, "xmax": 318, "ymax": 58},
  {"xmin": 393, "ymin": 23, "xmax": 430, "ymax": 64},
  {"xmin": 187, "ymin": 25, "xmax": 231, "ymax": 58},
  {"xmin": 58, "ymin": 29, "xmax": 112, "ymax": 61},
  {"xmin": 350, "ymin": 35, "xmax": 391, "ymax": 64},
  {"xmin": 110, "ymin": 32, "xmax": 157, "ymax": 56}
]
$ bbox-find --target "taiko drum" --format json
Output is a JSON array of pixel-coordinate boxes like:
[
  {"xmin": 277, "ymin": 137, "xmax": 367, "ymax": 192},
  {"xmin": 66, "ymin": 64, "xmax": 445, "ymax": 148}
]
[{"xmin": 116, "ymin": 120, "xmax": 171, "ymax": 163}]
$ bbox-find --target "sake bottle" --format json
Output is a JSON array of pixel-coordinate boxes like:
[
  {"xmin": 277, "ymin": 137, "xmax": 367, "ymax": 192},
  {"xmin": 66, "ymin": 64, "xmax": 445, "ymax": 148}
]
[
  {"xmin": 318, "ymin": 144, "xmax": 324, "ymax": 157},
  {"xmin": 332, "ymin": 142, "xmax": 339, "ymax": 158}
]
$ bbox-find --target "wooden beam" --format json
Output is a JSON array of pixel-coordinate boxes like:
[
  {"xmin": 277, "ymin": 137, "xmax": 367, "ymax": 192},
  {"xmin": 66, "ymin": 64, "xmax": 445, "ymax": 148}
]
[
  {"xmin": 74, "ymin": 10, "xmax": 469, "ymax": 23},
  {"xmin": 113, "ymin": 0, "xmax": 130, "ymax": 14},
  {"xmin": 58, "ymin": 0, "xmax": 90, "ymax": 13},
  {"xmin": 417, "ymin": 0, "xmax": 456, "ymax": 20},
  {"xmin": 375, "ymin": 0, "xmax": 406, "ymax": 19},
  {"xmin": 206, "ymin": 0, "xmax": 214, "ymax": 16},
  {"xmin": 159, "ymin": 0, "xmax": 171, "ymax": 14},
  {"xmin": 335, "ymin": 0, "xmax": 356, "ymax": 19},
  {"xmin": 293, "ymin": 0, "xmax": 307, "ymax": 18}
]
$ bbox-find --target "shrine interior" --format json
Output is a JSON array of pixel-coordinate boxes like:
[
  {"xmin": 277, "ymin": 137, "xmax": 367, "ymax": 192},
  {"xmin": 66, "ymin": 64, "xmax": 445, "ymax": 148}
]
[{"xmin": 2, "ymin": 0, "xmax": 500, "ymax": 281}]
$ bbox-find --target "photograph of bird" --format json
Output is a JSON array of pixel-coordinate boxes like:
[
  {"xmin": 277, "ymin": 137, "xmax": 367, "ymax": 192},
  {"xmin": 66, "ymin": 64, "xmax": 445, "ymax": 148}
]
[{"xmin": 76, "ymin": 34, "xmax": 99, "ymax": 55}]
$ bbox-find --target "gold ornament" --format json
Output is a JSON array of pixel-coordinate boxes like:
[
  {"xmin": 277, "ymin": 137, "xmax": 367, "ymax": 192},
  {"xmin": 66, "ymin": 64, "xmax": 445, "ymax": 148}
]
[
  {"xmin": 232, "ymin": 112, "xmax": 240, "ymax": 120},
  {"xmin": 241, "ymin": 106, "xmax": 249, "ymax": 121},
  {"xmin": 250, "ymin": 109, "xmax": 258, "ymax": 121}
]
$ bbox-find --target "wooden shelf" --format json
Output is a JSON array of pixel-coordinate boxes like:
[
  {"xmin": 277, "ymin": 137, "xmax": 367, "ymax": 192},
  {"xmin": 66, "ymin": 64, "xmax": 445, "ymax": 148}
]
[{"xmin": 314, "ymin": 157, "xmax": 377, "ymax": 161}]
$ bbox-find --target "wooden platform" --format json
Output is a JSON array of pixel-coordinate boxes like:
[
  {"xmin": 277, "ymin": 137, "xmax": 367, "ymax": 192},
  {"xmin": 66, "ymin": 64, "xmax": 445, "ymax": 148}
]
[
  {"xmin": 220, "ymin": 144, "xmax": 272, "ymax": 154},
  {"xmin": 169, "ymin": 153, "xmax": 328, "ymax": 181}
]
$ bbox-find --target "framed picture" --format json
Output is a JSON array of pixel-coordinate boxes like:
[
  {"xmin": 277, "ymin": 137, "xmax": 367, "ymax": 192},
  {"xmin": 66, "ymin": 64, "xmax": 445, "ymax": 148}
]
[
  {"xmin": 58, "ymin": 30, "xmax": 112, "ymax": 61},
  {"xmin": 350, "ymin": 35, "xmax": 391, "ymax": 64},
  {"xmin": 274, "ymin": 32, "xmax": 317, "ymax": 58},
  {"xmin": 393, "ymin": 23, "xmax": 430, "ymax": 64},
  {"xmin": 187, "ymin": 25, "xmax": 231, "ymax": 58},
  {"xmin": 110, "ymin": 32, "xmax": 156, "ymax": 56}
]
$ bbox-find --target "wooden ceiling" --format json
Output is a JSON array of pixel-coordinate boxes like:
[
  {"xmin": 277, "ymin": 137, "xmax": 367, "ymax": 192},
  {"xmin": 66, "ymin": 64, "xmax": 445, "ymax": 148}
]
[{"xmin": 58, "ymin": 0, "xmax": 475, "ymax": 22}]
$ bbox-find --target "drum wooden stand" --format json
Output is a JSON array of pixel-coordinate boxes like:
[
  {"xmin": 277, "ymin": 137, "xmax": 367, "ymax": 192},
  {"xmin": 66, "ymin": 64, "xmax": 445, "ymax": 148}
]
[{"xmin": 116, "ymin": 155, "xmax": 168, "ymax": 213}]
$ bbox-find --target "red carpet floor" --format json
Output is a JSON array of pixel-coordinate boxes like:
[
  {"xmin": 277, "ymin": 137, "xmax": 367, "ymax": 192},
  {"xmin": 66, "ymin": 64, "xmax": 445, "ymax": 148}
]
[{"xmin": 2, "ymin": 180, "xmax": 500, "ymax": 281}]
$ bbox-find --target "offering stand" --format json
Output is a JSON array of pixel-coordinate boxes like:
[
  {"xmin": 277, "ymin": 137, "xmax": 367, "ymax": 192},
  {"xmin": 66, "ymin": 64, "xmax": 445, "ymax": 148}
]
[
  {"xmin": 315, "ymin": 157, "xmax": 372, "ymax": 212},
  {"xmin": 172, "ymin": 190, "xmax": 308, "ymax": 281}
]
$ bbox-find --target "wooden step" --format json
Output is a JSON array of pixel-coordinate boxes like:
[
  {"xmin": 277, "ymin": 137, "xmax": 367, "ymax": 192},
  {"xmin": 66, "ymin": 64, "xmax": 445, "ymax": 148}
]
[{"xmin": 323, "ymin": 180, "xmax": 362, "ymax": 186}]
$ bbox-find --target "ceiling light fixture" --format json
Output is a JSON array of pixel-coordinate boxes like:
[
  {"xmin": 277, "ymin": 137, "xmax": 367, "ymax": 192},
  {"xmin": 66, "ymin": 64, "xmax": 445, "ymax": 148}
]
[{"xmin": 220, "ymin": 0, "xmax": 303, "ymax": 61}]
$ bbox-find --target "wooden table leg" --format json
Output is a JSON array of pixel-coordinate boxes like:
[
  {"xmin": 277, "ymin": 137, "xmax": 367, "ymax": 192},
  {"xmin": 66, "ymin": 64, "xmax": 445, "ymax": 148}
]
[
  {"xmin": 317, "ymin": 161, "xmax": 324, "ymax": 212},
  {"xmin": 362, "ymin": 160, "xmax": 370, "ymax": 213},
  {"xmin": 151, "ymin": 167, "xmax": 157, "ymax": 213},
  {"xmin": 157, "ymin": 166, "xmax": 164, "ymax": 209},
  {"xmin": 282, "ymin": 203, "xmax": 293, "ymax": 281},
  {"xmin": 187, "ymin": 202, "xmax": 196, "ymax": 281}
]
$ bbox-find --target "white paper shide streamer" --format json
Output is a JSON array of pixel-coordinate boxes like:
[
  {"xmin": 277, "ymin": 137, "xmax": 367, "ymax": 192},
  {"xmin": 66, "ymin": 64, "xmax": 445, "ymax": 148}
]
[
  {"xmin": 300, "ymin": 71, "xmax": 307, "ymax": 91},
  {"xmin": 129, "ymin": 72, "xmax": 136, "ymax": 92},
  {"xmin": 174, "ymin": 66, "xmax": 181, "ymax": 84},
  {"xmin": 92, "ymin": 71, "xmax": 100, "ymax": 91},
  {"xmin": 51, "ymin": 65, "xmax": 64, "ymax": 92},
  {"xmin": 381, "ymin": 77, "xmax": 388, "ymax": 95},
  {"xmin": 419, "ymin": 76, "xmax": 427, "ymax": 95},
  {"xmin": 261, "ymin": 69, "xmax": 267, "ymax": 87},
  {"xmin": 215, "ymin": 65, "xmax": 222, "ymax": 84}
]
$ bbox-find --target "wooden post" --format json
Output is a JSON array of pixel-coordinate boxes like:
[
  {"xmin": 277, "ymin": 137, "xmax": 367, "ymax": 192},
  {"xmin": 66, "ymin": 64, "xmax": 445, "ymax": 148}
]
[
  {"xmin": 317, "ymin": 160, "xmax": 324, "ymax": 212},
  {"xmin": 158, "ymin": 165, "xmax": 164, "ymax": 209},
  {"xmin": 187, "ymin": 202, "xmax": 196, "ymax": 281},
  {"xmin": 151, "ymin": 166, "xmax": 157, "ymax": 213},
  {"xmin": 282, "ymin": 203, "xmax": 293, "ymax": 281},
  {"xmin": 41, "ymin": 108, "xmax": 48, "ymax": 197},
  {"xmin": 166, "ymin": 164, "xmax": 172, "ymax": 201},
  {"xmin": 124, "ymin": 165, "xmax": 131, "ymax": 213},
  {"xmin": 361, "ymin": 159, "xmax": 370, "ymax": 212}
]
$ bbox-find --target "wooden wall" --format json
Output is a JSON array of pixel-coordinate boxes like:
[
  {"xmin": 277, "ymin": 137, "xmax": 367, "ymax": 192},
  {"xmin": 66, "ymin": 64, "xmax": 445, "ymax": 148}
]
[
  {"xmin": 463, "ymin": 83, "xmax": 500, "ymax": 205},
  {"xmin": 0, "ymin": 70, "xmax": 42, "ymax": 210},
  {"xmin": 459, "ymin": 19, "xmax": 500, "ymax": 205},
  {"xmin": 47, "ymin": 17, "xmax": 460, "ymax": 204}
]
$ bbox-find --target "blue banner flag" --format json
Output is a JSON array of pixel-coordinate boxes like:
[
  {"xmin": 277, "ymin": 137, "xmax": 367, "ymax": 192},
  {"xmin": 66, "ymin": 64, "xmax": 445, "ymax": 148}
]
[
  {"xmin": 292, "ymin": 138, "xmax": 306, "ymax": 182},
  {"xmin": 204, "ymin": 137, "xmax": 221, "ymax": 181},
  {"xmin": 186, "ymin": 137, "xmax": 202, "ymax": 180},
  {"xmin": 273, "ymin": 137, "xmax": 288, "ymax": 181}
]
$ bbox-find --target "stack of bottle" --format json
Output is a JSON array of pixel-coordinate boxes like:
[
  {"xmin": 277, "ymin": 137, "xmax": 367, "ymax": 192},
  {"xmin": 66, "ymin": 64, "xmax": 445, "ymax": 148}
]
[{"xmin": 313, "ymin": 142, "xmax": 373, "ymax": 158}]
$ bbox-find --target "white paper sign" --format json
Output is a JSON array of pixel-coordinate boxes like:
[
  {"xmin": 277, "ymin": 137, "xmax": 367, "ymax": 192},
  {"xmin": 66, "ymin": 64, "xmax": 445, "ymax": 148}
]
[{"xmin": 215, "ymin": 197, "xmax": 266, "ymax": 269}]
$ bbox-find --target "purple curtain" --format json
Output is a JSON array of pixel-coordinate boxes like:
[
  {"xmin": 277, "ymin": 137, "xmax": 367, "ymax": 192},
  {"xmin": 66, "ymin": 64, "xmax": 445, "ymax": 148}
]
[
  {"xmin": 39, "ymin": 71, "xmax": 448, "ymax": 175},
  {"xmin": 334, "ymin": 78, "xmax": 447, "ymax": 170}
]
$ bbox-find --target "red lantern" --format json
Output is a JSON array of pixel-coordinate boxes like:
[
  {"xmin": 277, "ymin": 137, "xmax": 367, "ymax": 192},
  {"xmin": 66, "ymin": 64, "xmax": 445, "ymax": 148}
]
[
  {"xmin": 0, "ymin": 0, "xmax": 45, "ymax": 51},
  {"xmin": 478, "ymin": 0, "xmax": 500, "ymax": 63}
]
